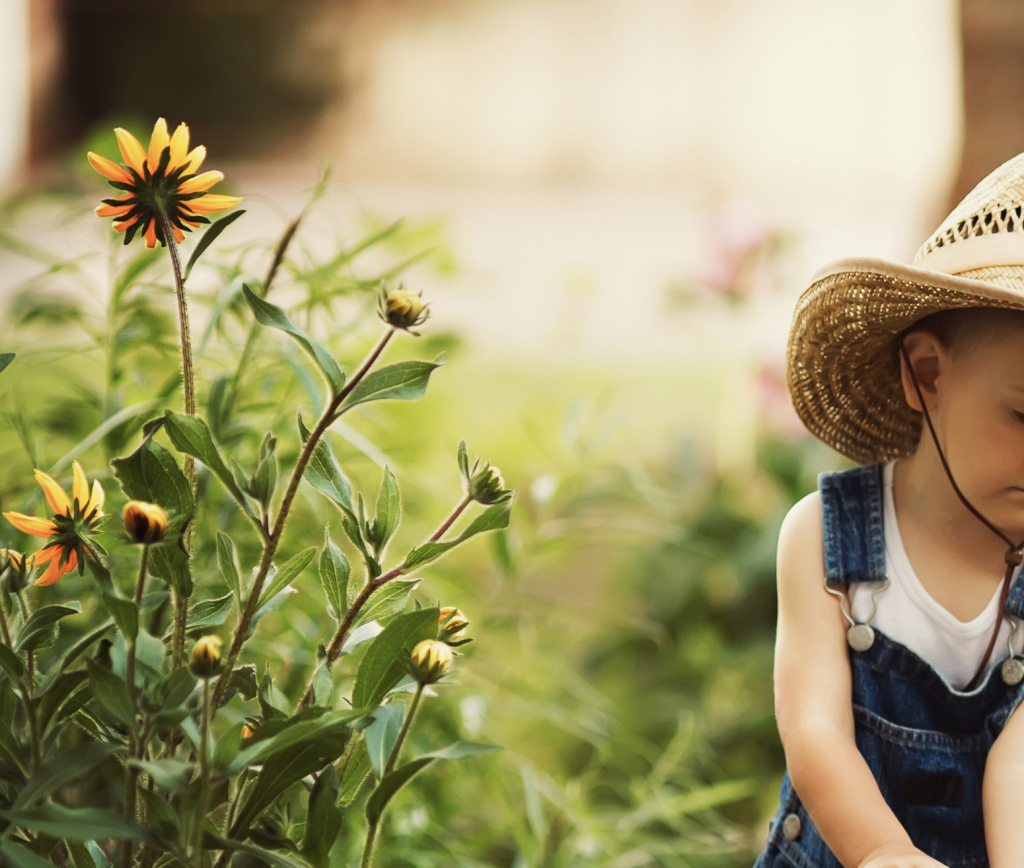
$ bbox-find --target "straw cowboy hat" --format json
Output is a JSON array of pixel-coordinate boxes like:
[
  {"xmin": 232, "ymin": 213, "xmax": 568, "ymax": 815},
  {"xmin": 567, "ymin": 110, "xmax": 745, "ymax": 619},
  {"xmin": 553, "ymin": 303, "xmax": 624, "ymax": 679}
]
[{"xmin": 788, "ymin": 151, "xmax": 1024, "ymax": 464}]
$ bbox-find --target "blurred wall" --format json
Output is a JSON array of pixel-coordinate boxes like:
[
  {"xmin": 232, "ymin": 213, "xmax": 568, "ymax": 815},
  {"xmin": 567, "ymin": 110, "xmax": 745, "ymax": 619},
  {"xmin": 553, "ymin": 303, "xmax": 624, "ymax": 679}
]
[{"xmin": 0, "ymin": 0, "xmax": 29, "ymax": 188}]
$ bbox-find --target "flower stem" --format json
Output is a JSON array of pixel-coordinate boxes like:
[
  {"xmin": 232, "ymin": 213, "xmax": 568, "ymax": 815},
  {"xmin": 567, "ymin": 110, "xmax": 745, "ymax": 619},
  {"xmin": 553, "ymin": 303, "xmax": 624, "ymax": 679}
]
[
  {"xmin": 383, "ymin": 683, "xmax": 423, "ymax": 779},
  {"xmin": 297, "ymin": 494, "xmax": 472, "ymax": 710},
  {"xmin": 126, "ymin": 545, "xmax": 149, "ymax": 706},
  {"xmin": 0, "ymin": 602, "xmax": 40, "ymax": 771},
  {"xmin": 209, "ymin": 328, "xmax": 396, "ymax": 710},
  {"xmin": 158, "ymin": 208, "xmax": 195, "ymax": 674},
  {"xmin": 192, "ymin": 678, "xmax": 212, "ymax": 867}
]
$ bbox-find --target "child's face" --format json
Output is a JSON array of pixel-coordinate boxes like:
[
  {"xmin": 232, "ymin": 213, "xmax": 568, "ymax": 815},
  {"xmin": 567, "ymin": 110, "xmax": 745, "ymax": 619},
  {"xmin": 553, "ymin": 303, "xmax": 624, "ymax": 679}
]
[{"xmin": 926, "ymin": 326, "xmax": 1024, "ymax": 534}]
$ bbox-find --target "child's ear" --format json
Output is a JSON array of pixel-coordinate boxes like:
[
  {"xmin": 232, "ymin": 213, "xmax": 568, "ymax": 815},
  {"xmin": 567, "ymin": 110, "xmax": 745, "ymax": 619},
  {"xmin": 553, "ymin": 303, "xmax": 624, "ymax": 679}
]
[{"xmin": 899, "ymin": 329, "xmax": 949, "ymax": 412}]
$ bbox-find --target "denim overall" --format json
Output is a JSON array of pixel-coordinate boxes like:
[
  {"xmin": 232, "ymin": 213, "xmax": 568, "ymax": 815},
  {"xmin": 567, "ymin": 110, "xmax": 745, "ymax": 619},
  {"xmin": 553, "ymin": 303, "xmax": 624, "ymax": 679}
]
[{"xmin": 754, "ymin": 463, "xmax": 1024, "ymax": 868}]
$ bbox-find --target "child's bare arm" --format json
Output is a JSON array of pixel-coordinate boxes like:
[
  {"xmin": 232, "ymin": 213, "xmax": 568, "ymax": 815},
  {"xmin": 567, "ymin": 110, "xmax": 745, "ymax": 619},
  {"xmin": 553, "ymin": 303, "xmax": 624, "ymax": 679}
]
[
  {"xmin": 775, "ymin": 493, "xmax": 948, "ymax": 868},
  {"xmin": 983, "ymin": 700, "xmax": 1024, "ymax": 865}
]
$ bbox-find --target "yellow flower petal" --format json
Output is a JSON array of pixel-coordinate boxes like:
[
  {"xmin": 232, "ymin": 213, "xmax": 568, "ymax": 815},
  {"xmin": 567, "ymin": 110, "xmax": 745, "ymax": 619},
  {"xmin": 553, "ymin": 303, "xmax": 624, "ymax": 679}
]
[
  {"xmin": 143, "ymin": 219, "xmax": 158, "ymax": 249},
  {"xmin": 168, "ymin": 122, "xmax": 191, "ymax": 172},
  {"xmin": 34, "ymin": 470, "xmax": 71, "ymax": 515},
  {"xmin": 3, "ymin": 512, "xmax": 57, "ymax": 538},
  {"xmin": 178, "ymin": 171, "xmax": 224, "ymax": 195},
  {"xmin": 114, "ymin": 128, "xmax": 147, "ymax": 176},
  {"xmin": 172, "ymin": 225, "xmax": 185, "ymax": 243},
  {"xmin": 87, "ymin": 152, "xmax": 132, "ymax": 184},
  {"xmin": 35, "ymin": 548, "xmax": 76, "ymax": 587},
  {"xmin": 89, "ymin": 480, "xmax": 106, "ymax": 519},
  {"xmin": 184, "ymin": 145, "xmax": 206, "ymax": 174},
  {"xmin": 30, "ymin": 546, "xmax": 59, "ymax": 566},
  {"xmin": 113, "ymin": 221, "xmax": 132, "ymax": 234},
  {"xmin": 187, "ymin": 194, "xmax": 242, "ymax": 215},
  {"xmin": 71, "ymin": 461, "xmax": 90, "ymax": 511},
  {"xmin": 95, "ymin": 203, "xmax": 133, "ymax": 218},
  {"xmin": 147, "ymin": 118, "xmax": 170, "ymax": 174}
]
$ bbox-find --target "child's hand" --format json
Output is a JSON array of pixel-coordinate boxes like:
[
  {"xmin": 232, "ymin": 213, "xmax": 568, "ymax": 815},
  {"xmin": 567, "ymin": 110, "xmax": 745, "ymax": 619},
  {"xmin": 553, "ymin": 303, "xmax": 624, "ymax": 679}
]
[{"xmin": 857, "ymin": 845, "xmax": 950, "ymax": 868}]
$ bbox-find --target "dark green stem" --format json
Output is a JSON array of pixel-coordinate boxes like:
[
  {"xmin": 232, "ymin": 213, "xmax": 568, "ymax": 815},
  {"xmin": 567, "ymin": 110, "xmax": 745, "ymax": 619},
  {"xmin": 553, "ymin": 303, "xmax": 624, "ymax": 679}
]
[
  {"xmin": 0, "ymin": 601, "xmax": 40, "ymax": 771},
  {"xmin": 126, "ymin": 545, "xmax": 149, "ymax": 706},
  {"xmin": 192, "ymin": 678, "xmax": 212, "ymax": 867}
]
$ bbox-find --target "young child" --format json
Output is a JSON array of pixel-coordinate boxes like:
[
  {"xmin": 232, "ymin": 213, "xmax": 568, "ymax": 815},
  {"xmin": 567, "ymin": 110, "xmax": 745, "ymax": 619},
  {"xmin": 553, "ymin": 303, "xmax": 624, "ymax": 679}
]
[{"xmin": 754, "ymin": 152, "xmax": 1024, "ymax": 868}]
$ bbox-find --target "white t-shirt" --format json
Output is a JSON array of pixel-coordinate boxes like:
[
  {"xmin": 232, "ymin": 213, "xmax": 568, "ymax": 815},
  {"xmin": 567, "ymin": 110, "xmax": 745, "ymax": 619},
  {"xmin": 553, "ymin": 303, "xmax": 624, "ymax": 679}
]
[{"xmin": 848, "ymin": 461, "xmax": 1024, "ymax": 691}]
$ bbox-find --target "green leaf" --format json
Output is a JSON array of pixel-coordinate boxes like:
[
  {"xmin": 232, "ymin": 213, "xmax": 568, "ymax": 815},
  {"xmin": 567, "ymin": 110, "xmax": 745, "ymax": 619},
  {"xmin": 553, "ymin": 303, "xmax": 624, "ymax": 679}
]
[
  {"xmin": 36, "ymin": 621, "xmax": 113, "ymax": 698},
  {"xmin": 364, "ymin": 742, "xmax": 502, "ymax": 826},
  {"xmin": 338, "ymin": 739, "xmax": 372, "ymax": 806},
  {"xmin": 298, "ymin": 414, "xmax": 352, "ymax": 511},
  {"xmin": 184, "ymin": 593, "xmax": 234, "ymax": 634},
  {"xmin": 15, "ymin": 742, "xmax": 121, "ymax": 808},
  {"xmin": 352, "ymin": 608, "xmax": 438, "ymax": 710},
  {"xmin": 372, "ymin": 466, "xmax": 401, "ymax": 555},
  {"xmin": 0, "ymin": 353, "xmax": 14, "ymax": 377},
  {"xmin": 184, "ymin": 209, "xmax": 245, "ymax": 280},
  {"xmin": 203, "ymin": 833, "xmax": 310, "ymax": 868},
  {"xmin": 0, "ymin": 642, "xmax": 25, "ymax": 680},
  {"xmin": 364, "ymin": 702, "xmax": 406, "ymax": 779},
  {"xmin": 229, "ymin": 714, "xmax": 352, "ymax": 837},
  {"xmin": 403, "ymin": 500, "xmax": 513, "ymax": 571},
  {"xmin": 126, "ymin": 758, "xmax": 194, "ymax": 795},
  {"xmin": 0, "ymin": 840, "xmax": 53, "ymax": 868},
  {"xmin": 214, "ymin": 722, "xmax": 246, "ymax": 771},
  {"xmin": 457, "ymin": 440, "xmax": 469, "ymax": 480},
  {"xmin": 336, "ymin": 358, "xmax": 444, "ymax": 414},
  {"xmin": 0, "ymin": 804, "xmax": 149, "ymax": 840},
  {"xmin": 301, "ymin": 765, "xmax": 342, "ymax": 868},
  {"xmin": 67, "ymin": 840, "xmax": 103, "ymax": 868},
  {"xmin": 217, "ymin": 531, "xmax": 242, "ymax": 604},
  {"xmin": 102, "ymin": 593, "xmax": 138, "ymax": 642},
  {"xmin": 319, "ymin": 530, "xmax": 349, "ymax": 622},
  {"xmin": 352, "ymin": 579, "xmax": 419, "ymax": 629},
  {"xmin": 16, "ymin": 603, "xmax": 82, "ymax": 653},
  {"xmin": 258, "ymin": 547, "xmax": 316, "ymax": 609},
  {"xmin": 86, "ymin": 660, "xmax": 134, "ymax": 728},
  {"xmin": 162, "ymin": 412, "xmax": 264, "ymax": 537},
  {"xmin": 242, "ymin": 283, "xmax": 344, "ymax": 393}
]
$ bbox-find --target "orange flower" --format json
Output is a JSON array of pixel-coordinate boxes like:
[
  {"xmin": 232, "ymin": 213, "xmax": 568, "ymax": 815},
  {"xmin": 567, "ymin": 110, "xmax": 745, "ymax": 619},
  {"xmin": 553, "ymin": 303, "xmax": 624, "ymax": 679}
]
[
  {"xmin": 3, "ymin": 462, "xmax": 106, "ymax": 586},
  {"xmin": 87, "ymin": 118, "xmax": 242, "ymax": 249}
]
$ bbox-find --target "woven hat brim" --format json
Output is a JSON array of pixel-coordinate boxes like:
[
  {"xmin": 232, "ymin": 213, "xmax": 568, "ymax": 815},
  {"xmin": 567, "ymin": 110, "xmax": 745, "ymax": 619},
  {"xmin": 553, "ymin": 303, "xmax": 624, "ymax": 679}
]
[{"xmin": 788, "ymin": 257, "xmax": 1024, "ymax": 464}]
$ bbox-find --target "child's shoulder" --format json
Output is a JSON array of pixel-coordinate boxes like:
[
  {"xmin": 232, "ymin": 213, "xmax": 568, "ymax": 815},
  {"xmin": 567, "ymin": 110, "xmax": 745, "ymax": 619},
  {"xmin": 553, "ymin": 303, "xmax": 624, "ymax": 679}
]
[{"xmin": 776, "ymin": 490, "xmax": 825, "ymax": 595}]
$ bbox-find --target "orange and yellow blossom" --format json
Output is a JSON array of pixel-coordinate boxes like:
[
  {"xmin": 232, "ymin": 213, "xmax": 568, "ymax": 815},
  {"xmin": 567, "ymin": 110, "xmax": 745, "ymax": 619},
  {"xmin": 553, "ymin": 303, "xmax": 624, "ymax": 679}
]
[
  {"xmin": 3, "ymin": 462, "xmax": 105, "ymax": 586},
  {"xmin": 87, "ymin": 118, "xmax": 241, "ymax": 249}
]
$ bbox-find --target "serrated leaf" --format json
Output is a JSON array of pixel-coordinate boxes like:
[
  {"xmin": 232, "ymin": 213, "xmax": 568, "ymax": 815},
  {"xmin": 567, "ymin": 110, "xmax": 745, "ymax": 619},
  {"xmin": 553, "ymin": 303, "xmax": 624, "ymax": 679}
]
[
  {"xmin": 162, "ymin": 412, "xmax": 263, "ymax": 536},
  {"xmin": 335, "ymin": 358, "xmax": 444, "ymax": 414},
  {"xmin": 302, "ymin": 765, "xmax": 341, "ymax": 868},
  {"xmin": 298, "ymin": 414, "xmax": 353, "ymax": 511},
  {"xmin": 16, "ymin": 603, "xmax": 81, "ymax": 653},
  {"xmin": 319, "ymin": 531, "xmax": 349, "ymax": 622},
  {"xmin": 352, "ymin": 579, "xmax": 420, "ymax": 629},
  {"xmin": 258, "ymin": 547, "xmax": 316, "ymax": 608},
  {"xmin": 403, "ymin": 499, "xmax": 513, "ymax": 571},
  {"xmin": 217, "ymin": 531, "xmax": 242, "ymax": 604},
  {"xmin": 86, "ymin": 660, "xmax": 134, "ymax": 728},
  {"xmin": 184, "ymin": 593, "xmax": 234, "ymax": 634},
  {"xmin": 352, "ymin": 608, "xmax": 438, "ymax": 710},
  {"xmin": 184, "ymin": 209, "xmax": 245, "ymax": 280},
  {"xmin": 0, "ymin": 803, "xmax": 149, "ymax": 840},
  {"xmin": 243, "ymin": 283, "xmax": 344, "ymax": 393},
  {"xmin": 364, "ymin": 701, "xmax": 406, "ymax": 779}
]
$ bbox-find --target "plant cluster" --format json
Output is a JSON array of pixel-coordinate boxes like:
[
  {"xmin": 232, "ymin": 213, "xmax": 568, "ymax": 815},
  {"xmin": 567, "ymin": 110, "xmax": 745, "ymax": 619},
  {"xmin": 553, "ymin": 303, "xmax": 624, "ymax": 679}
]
[{"xmin": 0, "ymin": 120, "xmax": 513, "ymax": 868}]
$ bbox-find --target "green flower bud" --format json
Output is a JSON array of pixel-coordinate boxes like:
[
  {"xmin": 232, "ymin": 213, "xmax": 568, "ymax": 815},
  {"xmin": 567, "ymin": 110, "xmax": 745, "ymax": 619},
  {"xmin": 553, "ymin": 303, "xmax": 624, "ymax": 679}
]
[
  {"xmin": 378, "ymin": 285, "xmax": 429, "ymax": 331},
  {"xmin": 190, "ymin": 635, "xmax": 223, "ymax": 679},
  {"xmin": 468, "ymin": 463, "xmax": 511, "ymax": 505},
  {"xmin": 407, "ymin": 639, "xmax": 453, "ymax": 685},
  {"xmin": 439, "ymin": 606, "xmax": 469, "ymax": 643}
]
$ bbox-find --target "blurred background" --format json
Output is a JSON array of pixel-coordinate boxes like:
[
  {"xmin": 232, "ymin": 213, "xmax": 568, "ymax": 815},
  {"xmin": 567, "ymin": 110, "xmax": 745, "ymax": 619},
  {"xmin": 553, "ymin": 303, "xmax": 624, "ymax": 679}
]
[{"xmin": 0, "ymin": 0, "xmax": 1019, "ymax": 865}]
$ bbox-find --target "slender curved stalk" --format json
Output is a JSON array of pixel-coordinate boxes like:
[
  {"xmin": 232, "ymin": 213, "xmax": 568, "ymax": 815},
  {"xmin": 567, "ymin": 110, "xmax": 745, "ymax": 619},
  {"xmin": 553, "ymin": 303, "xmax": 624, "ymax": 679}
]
[
  {"xmin": 297, "ymin": 494, "xmax": 472, "ymax": 709},
  {"xmin": 126, "ymin": 545, "xmax": 150, "ymax": 705},
  {"xmin": 360, "ymin": 683, "xmax": 422, "ymax": 868},
  {"xmin": 209, "ymin": 328, "xmax": 396, "ymax": 710},
  {"xmin": 192, "ymin": 678, "xmax": 212, "ymax": 867},
  {"xmin": 158, "ymin": 209, "xmax": 195, "ymax": 673}
]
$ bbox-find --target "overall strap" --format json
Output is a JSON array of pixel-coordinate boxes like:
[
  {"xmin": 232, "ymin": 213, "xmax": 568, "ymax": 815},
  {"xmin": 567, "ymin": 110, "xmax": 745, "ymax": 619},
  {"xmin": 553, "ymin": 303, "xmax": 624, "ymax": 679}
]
[
  {"xmin": 818, "ymin": 463, "xmax": 887, "ymax": 587},
  {"xmin": 1003, "ymin": 565, "xmax": 1024, "ymax": 620}
]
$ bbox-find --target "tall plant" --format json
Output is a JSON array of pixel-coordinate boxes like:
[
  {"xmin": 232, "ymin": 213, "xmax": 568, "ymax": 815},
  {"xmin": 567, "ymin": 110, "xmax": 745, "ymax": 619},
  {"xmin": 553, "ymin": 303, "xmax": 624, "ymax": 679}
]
[{"xmin": 0, "ymin": 120, "xmax": 511, "ymax": 868}]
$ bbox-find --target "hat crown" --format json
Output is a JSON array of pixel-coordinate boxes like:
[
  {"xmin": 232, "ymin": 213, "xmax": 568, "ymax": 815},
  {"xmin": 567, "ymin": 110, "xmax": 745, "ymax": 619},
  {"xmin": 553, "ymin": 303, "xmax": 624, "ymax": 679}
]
[{"xmin": 915, "ymin": 152, "xmax": 1024, "ymax": 268}]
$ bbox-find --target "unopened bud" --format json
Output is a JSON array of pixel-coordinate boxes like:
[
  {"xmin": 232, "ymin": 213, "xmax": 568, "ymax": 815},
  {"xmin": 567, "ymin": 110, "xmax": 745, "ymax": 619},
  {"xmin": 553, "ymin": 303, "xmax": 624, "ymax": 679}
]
[
  {"xmin": 468, "ymin": 463, "xmax": 510, "ymax": 505},
  {"xmin": 122, "ymin": 501, "xmax": 170, "ymax": 543},
  {"xmin": 241, "ymin": 719, "xmax": 259, "ymax": 739},
  {"xmin": 407, "ymin": 639, "xmax": 453, "ymax": 685},
  {"xmin": 190, "ymin": 635, "xmax": 223, "ymax": 679},
  {"xmin": 0, "ymin": 549, "xmax": 23, "ymax": 571},
  {"xmin": 439, "ymin": 606, "xmax": 469, "ymax": 643},
  {"xmin": 379, "ymin": 286, "xmax": 429, "ymax": 331}
]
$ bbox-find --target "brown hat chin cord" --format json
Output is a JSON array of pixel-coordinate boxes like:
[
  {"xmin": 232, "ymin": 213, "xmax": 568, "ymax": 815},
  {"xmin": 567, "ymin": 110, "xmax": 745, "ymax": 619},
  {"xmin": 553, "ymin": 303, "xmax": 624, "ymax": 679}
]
[{"xmin": 898, "ymin": 340, "xmax": 1024, "ymax": 691}]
